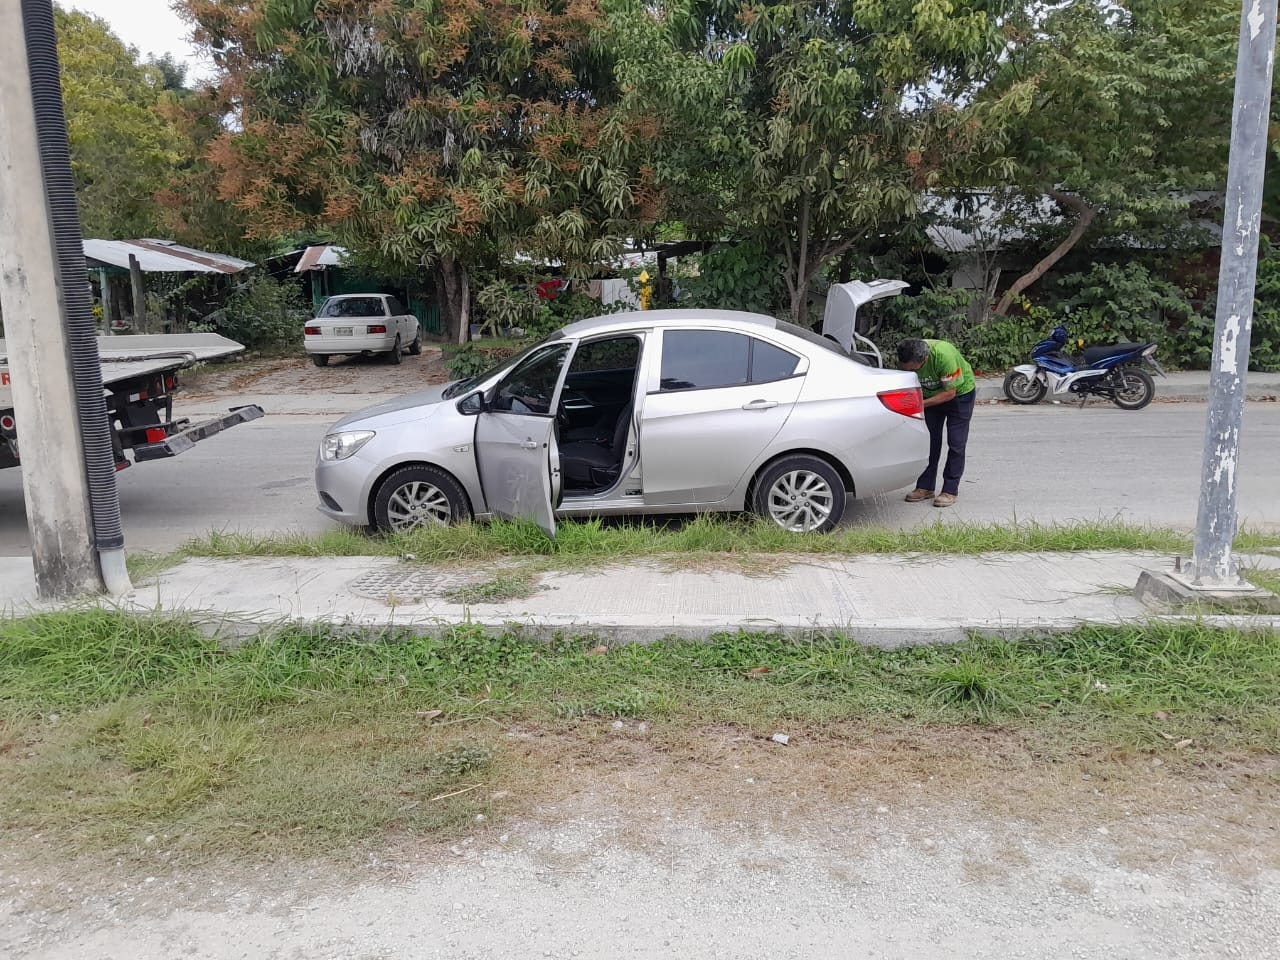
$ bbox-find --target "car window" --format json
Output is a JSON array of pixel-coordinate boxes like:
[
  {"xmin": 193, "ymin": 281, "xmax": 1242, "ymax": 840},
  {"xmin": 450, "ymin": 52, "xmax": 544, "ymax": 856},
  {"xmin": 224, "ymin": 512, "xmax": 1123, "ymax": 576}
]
[
  {"xmin": 750, "ymin": 338, "xmax": 800, "ymax": 383},
  {"xmin": 660, "ymin": 330, "xmax": 750, "ymax": 391},
  {"xmin": 319, "ymin": 297, "xmax": 385, "ymax": 319},
  {"xmin": 387, "ymin": 297, "xmax": 406, "ymax": 316},
  {"xmin": 491, "ymin": 343, "xmax": 572, "ymax": 415},
  {"xmin": 570, "ymin": 336, "xmax": 640, "ymax": 374}
]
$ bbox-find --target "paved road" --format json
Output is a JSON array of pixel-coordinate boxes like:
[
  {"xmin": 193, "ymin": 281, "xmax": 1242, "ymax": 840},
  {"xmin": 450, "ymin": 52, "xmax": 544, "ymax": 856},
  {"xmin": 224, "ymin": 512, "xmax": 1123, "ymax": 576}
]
[{"xmin": 1, "ymin": 402, "xmax": 1278, "ymax": 555}]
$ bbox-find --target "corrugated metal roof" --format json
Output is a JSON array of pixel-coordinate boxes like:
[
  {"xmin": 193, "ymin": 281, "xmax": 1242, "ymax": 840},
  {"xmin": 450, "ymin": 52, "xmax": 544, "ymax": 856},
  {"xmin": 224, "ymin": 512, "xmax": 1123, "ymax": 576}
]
[
  {"xmin": 294, "ymin": 244, "xmax": 349, "ymax": 272},
  {"xmin": 82, "ymin": 239, "xmax": 255, "ymax": 274}
]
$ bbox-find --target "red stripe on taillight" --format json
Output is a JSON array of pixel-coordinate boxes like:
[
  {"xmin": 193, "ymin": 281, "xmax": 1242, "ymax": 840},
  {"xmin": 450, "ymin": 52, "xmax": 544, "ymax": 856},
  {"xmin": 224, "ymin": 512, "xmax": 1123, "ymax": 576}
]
[
  {"xmin": 878, "ymin": 387, "xmax": 924, "ymax": 419},
  {"xmin": 304, "ymin": 326, "xmax": 320, "ymax": 336},
  {"xmin": 367, "ymin": 324, "xmax": 387, "ymax": 334}
]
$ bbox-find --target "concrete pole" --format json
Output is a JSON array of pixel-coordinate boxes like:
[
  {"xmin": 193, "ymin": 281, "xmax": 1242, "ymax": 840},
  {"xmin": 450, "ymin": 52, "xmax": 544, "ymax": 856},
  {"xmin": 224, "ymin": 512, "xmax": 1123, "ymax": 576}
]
[
  {"xmin": 99, "ymin": 267, "xmax": 113, "ymax": 335},
  {"xmin": 1190, "ymin": 0, "xmax": 1278, "ymax": 586},
  {"xmin": 129, "ymin": 254, "xmax": 147, "ymax": 331},
  {"xmin": 0, "ymin": 2, "xmax": 102, "ymax": 596}
]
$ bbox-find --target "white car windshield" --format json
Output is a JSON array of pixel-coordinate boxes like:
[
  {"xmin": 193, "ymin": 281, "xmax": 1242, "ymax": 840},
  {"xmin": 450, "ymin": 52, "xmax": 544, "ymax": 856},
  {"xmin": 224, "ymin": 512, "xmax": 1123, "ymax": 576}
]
[{"xmin": 319, "ymin": 297, "xmax": 385, "ymax": 319}]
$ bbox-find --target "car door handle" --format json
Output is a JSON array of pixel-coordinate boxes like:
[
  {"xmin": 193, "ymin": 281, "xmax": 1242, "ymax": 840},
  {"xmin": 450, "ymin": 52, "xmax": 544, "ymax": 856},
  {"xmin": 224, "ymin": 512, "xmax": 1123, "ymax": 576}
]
[
  {"xmin": 520, "ymin": 440, "xmax": 540, "ymax": 449},
  {"xmin": 742, "ymin": 399, "xmax": 778, "ymax": 410}
]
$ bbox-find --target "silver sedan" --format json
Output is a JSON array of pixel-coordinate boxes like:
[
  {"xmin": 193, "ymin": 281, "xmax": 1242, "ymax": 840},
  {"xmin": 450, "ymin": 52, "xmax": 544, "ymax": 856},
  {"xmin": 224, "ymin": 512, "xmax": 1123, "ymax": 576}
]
[{"xmin": 315, "ymin": 309, "xmax": 928, "ymax": 535}]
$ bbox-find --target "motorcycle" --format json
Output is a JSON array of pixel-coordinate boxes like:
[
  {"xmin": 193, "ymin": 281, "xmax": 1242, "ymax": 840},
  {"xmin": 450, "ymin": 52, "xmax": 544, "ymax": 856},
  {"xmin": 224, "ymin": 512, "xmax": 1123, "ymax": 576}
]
[{"xmin": 1002, "ymin": 324, "xmax": 1165, "ymax": 410}]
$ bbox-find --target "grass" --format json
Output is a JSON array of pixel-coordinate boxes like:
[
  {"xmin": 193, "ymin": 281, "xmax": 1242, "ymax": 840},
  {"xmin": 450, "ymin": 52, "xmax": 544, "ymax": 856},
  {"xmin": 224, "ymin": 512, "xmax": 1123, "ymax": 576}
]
[
  {"xmin": 1, "ymin": 611, "xmax": 1277, "ymax": 858},
  {"xmin": 171, "ymin": 515, "xmax": 1280, "ymax": 566},
  {"xmin": 442, "ymin": 572, "xmax": 541, "ymax": 605}
]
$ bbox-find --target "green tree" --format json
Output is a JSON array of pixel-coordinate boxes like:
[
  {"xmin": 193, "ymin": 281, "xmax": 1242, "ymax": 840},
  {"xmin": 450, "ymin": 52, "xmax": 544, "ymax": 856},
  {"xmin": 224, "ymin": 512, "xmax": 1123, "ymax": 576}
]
[
  {"xmin": 55, "ymin": 7, "xmax": 184, "ymax": 238},
  {"xmin": 182, "ymin": 0, "xmax": 654, "ymax": 342},
  {"xmin": 606, "ymin": 0, "xmax": 1014, "ymax": 324},
  {"xmin": 973, "ymin": 0, "xmax": 1238, "ymax": 315}
]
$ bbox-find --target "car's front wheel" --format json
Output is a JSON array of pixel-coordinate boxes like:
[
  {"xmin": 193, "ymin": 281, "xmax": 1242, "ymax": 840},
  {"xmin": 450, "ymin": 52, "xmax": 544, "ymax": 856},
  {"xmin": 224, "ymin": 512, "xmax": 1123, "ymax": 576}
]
[
  {"xmin": 372, "ymin": 465, "xmax": 470, "ymax": 533},
  {"xmin": 751, "ymin": 455, "xmax": 846, "ymax": 533}
]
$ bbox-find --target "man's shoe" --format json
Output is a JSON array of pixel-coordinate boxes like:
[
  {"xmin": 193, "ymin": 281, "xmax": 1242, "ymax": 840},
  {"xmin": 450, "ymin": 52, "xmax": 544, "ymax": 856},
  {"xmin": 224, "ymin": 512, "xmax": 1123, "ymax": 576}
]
[
  {"xmin": 933, "ymin": 493, "xmax": 957, "ymax": 508},
  {"xmin": 904, "ymin": 488, "xmax": 935, "ymax": 503}
]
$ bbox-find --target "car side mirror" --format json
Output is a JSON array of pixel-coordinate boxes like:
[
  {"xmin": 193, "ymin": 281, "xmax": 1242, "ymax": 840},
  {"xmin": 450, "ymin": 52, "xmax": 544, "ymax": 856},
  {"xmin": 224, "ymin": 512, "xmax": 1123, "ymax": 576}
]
[{"xmin": 457, "ymin": 391, "xmax": 487, "ymax": 416}]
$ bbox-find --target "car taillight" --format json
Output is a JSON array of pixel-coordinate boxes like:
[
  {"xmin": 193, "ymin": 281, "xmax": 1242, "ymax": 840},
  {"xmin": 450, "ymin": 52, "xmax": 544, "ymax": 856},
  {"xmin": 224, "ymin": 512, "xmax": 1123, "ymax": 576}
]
[
  {"xmin": 367, "ymin": 324, "xmax": 387, "ymax": 334},
  {"xmin": 878, "ymin": 387, "xmax": 924, "ymax": 419},
  {"xmin": 304, "ymin": 326, "xmax": 320, "ymax": 336}
]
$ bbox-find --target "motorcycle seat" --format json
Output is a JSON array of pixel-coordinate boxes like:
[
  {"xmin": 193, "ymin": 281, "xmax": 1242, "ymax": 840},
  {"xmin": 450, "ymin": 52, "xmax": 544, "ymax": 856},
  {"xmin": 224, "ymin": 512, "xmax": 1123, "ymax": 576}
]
[{"xmin": 1082, "ymin": 343, "xmax": 1151, "ymax": 366}]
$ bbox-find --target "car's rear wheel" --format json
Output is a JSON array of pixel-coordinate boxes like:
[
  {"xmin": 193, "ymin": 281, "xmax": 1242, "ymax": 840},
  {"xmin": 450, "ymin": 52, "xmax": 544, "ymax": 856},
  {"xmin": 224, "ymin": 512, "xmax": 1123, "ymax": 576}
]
[
  {"xmin": 387, "ymin": 336, "xmax": 403, "ymax": 365},
  {"xmin": 311, "ymin": 354, "xmax": 329, "ymax": 367},
  {"xmin": 372, "ymin": 465, "xmax": 470, "ymax": 533},
  {"xmin": 408, "ymin": 335, "xmax": 422, "ymax": 356},
  {"xmin": 751, "ymin": 455, "xmax": 846, "ymax": 533}
]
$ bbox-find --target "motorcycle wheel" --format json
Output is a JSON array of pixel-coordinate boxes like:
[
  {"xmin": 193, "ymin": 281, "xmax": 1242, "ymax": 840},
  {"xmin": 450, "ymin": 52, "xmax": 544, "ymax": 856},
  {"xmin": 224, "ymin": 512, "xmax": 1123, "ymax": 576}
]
[
  {"xmin": 1003, "ymin": 370, "xmax": 1046, "ymax": 405},
  {"xmin": 1111, "ymin": 368, "xmax": 1155, "ymax": 410}
]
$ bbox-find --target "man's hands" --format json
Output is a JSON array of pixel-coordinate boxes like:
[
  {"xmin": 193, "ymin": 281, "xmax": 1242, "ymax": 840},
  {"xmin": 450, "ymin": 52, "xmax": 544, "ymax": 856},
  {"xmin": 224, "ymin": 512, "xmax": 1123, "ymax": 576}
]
[{"xmin": 922, "ymin": 387, "xmax": 957, "ymax": 408}]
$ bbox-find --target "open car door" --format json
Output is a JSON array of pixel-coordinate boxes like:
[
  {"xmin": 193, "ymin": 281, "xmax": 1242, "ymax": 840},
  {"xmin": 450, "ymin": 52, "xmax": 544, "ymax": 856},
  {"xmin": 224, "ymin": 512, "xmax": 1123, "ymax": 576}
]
[{"xmin": 473, "ymin": 341, "xmax": 572, "ymax": 537}]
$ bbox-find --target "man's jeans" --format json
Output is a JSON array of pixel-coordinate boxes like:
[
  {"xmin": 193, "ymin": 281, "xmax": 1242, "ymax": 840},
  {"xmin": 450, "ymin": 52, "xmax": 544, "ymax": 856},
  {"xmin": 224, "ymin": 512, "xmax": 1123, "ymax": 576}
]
[{"xmin": 916, "ymin": 390, "xmax": 975, "ymax": 496}]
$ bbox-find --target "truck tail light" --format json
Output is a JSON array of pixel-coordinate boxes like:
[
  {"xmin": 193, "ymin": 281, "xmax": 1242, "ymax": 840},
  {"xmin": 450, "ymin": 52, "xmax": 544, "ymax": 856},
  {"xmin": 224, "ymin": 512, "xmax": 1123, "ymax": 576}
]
[
  {"xmin": 304, "ymin": 326, "xmax": 320, "ymax": 336},
  {"xmin": 0, "ymin": 414, "xmax": 14, "ymax": 432},
  {"xmin": 145, "ymin": 428, "xmax": 167, "ymax": 443},
  {"xmin": 367, "ymin": 324, "xmax": 387, "ymax": 334},
  {"xmin": 878, "ymin": 387, "xmax": 924, "ymax": 419}
]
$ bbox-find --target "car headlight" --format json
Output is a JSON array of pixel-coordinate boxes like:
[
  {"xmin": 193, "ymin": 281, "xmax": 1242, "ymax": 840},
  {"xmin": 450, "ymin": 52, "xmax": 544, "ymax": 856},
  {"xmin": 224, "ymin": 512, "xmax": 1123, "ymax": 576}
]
[{"xmin": 321, "ymin": 430, "xmax": 375, "ymax": 461}]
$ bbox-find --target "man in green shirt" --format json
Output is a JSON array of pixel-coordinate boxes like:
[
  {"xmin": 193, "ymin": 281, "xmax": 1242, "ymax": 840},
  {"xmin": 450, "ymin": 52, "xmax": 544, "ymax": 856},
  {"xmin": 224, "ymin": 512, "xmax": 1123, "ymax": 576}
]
[{"xmin": 896, "ymin": 338, "xmax": 976, "ymax": 507}]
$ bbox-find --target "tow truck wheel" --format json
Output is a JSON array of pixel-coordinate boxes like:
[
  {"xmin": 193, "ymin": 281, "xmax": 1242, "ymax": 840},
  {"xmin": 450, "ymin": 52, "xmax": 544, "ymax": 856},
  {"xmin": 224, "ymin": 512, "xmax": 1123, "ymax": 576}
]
[{"xmin": 311, "ymin": 354, "xmax": 329, "ymax": 367}]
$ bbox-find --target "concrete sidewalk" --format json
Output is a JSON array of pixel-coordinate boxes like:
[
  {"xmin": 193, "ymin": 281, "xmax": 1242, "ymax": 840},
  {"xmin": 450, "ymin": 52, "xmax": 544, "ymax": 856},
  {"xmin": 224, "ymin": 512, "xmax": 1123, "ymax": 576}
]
[
  {"xmin": 3, "ymin": 551, "xmax": 1277, "ymax": 644},
  {"xmin": 177, "ymin": 371, "xmax": 1280, "ymax": 418}
]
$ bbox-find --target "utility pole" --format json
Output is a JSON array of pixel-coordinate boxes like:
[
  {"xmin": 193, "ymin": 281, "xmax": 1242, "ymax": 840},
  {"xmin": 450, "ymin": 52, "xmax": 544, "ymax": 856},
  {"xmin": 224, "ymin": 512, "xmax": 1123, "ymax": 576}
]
[
  {"xmin": 0, "ymin": 1, "xmax": 102, "ymax": 596},
  {"xmin": 1189, "ymin": 0, "xmax": 1278, "ymax": 588}
]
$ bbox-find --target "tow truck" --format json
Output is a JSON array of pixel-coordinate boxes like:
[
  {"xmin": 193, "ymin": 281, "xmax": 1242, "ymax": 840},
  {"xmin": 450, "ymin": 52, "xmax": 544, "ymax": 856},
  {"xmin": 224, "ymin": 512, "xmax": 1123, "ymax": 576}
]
[{"xmin": 0, "ymin": 333, "xmax": 264, "ymax": 470}]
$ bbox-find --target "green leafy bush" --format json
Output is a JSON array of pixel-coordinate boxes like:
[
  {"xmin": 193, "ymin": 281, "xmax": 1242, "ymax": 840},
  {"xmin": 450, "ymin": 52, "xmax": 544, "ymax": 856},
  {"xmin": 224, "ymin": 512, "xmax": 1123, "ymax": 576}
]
[
  {"xmin": 475, "ymin": 281, "xmax": 542, "ymax": 337},
  {"xmin": 442, "ymin": 342, "xmax": 524, "ymax": 380},
  {"xmin": 196, "ymin": 274, "xmax": 310, "ymax": 349},
  {"xmin": 678, "ymin": 241, "xmax": 788, "ymax": 316}
]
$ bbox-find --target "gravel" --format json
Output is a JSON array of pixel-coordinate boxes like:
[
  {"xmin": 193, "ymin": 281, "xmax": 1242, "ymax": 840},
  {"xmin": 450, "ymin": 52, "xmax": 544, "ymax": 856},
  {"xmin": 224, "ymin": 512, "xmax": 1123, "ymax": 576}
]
[{"xmin": 2, "ymin": 804, "xmax": 1276, "ymax": 960}]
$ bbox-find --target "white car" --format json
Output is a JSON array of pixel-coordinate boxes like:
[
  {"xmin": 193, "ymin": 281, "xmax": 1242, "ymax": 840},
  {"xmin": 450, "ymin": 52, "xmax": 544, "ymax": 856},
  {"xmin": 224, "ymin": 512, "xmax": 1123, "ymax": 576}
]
[
  {"xmin": 304, "ymin": 294, "xmax": 421, "ymax": 366},
  {"xmin": 315, "ymin": 309, "xmax": 928, "ymax": 536}
]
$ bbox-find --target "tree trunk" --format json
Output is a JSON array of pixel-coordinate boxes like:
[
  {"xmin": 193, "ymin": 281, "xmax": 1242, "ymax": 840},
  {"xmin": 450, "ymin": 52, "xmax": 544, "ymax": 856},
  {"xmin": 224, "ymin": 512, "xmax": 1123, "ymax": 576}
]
[
  {"xmin": 994, "ymin": 192, "xmax": 1097, "ymax": 315},
  {"xmin": 437, "ymin": 256, "xmax": 471, "ymax": 344}
]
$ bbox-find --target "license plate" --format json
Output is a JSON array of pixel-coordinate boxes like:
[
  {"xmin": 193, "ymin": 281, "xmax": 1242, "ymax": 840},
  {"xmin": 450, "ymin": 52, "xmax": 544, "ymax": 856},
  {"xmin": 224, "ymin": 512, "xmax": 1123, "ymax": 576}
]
[{"xmin": 334, "ymin": 326, "xmax": 353, "ymax": 336}]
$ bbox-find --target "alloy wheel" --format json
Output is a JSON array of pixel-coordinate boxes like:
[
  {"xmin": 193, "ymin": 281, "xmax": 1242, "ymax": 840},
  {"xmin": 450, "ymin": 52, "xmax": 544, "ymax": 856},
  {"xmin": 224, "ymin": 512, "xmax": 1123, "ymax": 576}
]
[
  {"xmin": 385, "ymin": 480, "xmax": 452, "ymax": 531},
  {"xmin": 765, "ymin": 469, "xmax": 836, "ymax": 533}
]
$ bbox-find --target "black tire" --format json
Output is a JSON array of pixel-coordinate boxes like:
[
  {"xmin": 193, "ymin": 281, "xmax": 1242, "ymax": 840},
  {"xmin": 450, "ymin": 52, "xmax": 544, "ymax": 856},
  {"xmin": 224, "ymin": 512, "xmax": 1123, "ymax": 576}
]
[
  {"xmin": 387, "ymin": 336, "xmax": 402, "ymax": 365},
  {"xmin": 1003, "ymin": 370, "xmax": 1046, "ymax": 404},
  {"xmin": 1111, "ymin": 368, "xmax": 1154, "ymax": 410},
  {"xmin": 372, "ymin": 465, "xmax": 471, "ymax": 533},
  {"xmin": 750, "ymin": 455, "xmax": 846, "ymax": 534},
  {"xmin": 408, "ymin": 335, "xmax": 422, "ymax": 356},
  {"xmin": 311, "ymin": 354, "xmax": 329, "ymax": 367}
]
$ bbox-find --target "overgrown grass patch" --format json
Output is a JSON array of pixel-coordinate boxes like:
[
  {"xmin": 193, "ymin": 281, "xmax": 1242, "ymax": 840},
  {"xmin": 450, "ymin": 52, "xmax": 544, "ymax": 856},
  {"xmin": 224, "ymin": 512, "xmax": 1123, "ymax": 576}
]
[
  {"xmin": 176, "ymin": 515, "xmax": 1253, "ymax": 565},
  {"xmin": 1, "ymin": 612, "xmax": 1277, "ymax": 857}
]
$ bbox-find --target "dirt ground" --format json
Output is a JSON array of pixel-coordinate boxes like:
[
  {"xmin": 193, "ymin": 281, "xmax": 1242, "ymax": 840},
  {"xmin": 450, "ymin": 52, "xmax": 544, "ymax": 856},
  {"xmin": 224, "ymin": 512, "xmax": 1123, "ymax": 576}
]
[
  {"xmin": 2, "ymin": 727, "xmax": 1277, "ymax": 959},
  {"xmin": 180, "ymin": 347, "xmax": 453, "ymax": 400}
]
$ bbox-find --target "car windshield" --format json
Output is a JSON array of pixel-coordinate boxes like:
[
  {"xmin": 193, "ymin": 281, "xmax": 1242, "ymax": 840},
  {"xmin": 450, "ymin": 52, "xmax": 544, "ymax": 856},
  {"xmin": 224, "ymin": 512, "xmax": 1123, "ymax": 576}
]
[
  {"xmin": 319, "ymin": 297, "xmax": 385, "ymax": 319},
  {"xmin": 441, "ymin": 333, "xmax": 565, "ymax": 399}
]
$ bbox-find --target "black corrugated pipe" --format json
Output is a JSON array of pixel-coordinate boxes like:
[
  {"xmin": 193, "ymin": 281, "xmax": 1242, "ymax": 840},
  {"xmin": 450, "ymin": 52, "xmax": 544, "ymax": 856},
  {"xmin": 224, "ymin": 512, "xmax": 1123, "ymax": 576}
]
[{"xmin": 21, "ymin": 0, "xmax": 129, "ymax": 593}]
